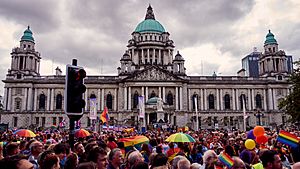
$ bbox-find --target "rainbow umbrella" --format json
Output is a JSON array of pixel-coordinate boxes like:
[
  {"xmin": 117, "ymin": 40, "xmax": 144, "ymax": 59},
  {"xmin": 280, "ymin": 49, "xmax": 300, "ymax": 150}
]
[
  {"xmin": 14, "ymin": 129, "xmax": 36, "ymax": 137},
  {"xmin": 74, "ymin": 129, "xmax": 91, "ymax": 138},
  {"xmin": 166, "ymin": 133, "xmax": 195, "ymax": 142},
  {"xmin": 119, "ymin": 135, "xmax": 149, "ymax": 152}
]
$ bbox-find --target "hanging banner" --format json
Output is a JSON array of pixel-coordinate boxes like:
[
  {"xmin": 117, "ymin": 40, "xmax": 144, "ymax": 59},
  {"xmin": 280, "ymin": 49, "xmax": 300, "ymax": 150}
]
[
  {"xmin": 89, "ymin": 98, "xmax": 97, "ymax": 120},
  {"xmin": 138, "ymin": 96, "xmax": 145, "ymax": 118}
]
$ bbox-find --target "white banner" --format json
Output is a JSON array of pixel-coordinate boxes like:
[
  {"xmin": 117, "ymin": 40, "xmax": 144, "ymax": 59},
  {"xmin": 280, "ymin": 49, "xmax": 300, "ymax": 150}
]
[
  {"xmin": 89, "ymin": 98, "xmax": 97, "ymax": 120},
  {"xmin": 138, "ymin": 96, "xmax": 145, "ymax": 118}
]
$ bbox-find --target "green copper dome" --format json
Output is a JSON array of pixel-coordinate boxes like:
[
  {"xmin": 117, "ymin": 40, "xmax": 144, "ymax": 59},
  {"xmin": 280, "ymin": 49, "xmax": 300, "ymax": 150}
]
[
  {"xmin": 264, "ymin": 30, "xmax": 277, "ymax": 45},
  {"xmin": 135, "ymin": 19, "xmax": 165, "ymax": 33},
  {"xmin": 21, "ymin": 26, "xmax": 35, "ymax": 43},
  {"xmin": 134, "ymin": 5, "xmax": 165, "ymax": 33}
]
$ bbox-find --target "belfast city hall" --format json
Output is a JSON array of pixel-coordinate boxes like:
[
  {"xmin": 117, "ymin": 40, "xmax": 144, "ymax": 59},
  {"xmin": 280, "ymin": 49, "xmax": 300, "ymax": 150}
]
[{"xmin": 0, "ymin": 5, "xmax": 294, "ymax": 130}]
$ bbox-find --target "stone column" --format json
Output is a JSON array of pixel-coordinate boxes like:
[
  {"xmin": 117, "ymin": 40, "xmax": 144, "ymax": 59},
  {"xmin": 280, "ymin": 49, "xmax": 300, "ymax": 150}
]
[
  {"xmin": 141, "ymin": 87, "xmax": 145, "ymax": 99},
  {"xmin": 158, "ymin": 49, "xmax": 161, "ymax": 64},
  {"xmin": 204, "ymin": 89, "xmax": 207, "ymax": 110},
  {"xmin": 175, "ymin": 87, "xmax": 179, "ymax": 110},
  {"xmin": 232, "ymin": 89, "xmax": 236, "ymax": 110},
  {"xmin": 114, "ymin": 89, "xmax": 117, "ymax": 111},
  {"xmin": 3, "ymin": 88, "xmax": 7, "ymax": 110},
  {"xmin": 251, "ymin": 89, "xmax": 255, "ymax": 109},
  {"xmin": 141, "ymin": 49, "xmax": 144, "ymax": 64},
  {"xmin": 235, "ymin": 89, "xmax": 239, "ymax": 110},
  {"xmin": 33, "ymin": 88, "xmax": 37, "ymax": 111},
  {"xmin": 101, "ymin": 89, "xmax": 105, "ymax": 110},
  {"xmin": 85, "ymin": 89, "xmax": 88, "ymax": 111},
  {"xmin": 268, "ymin": 88, "xmax": 273, "ymax": 111},
  {"xmin": 200, "ymin": 89, "xmax": 204, "ymax": 110},
  {"xmin": 7, "ymin": 88, "xmax": 12, "ymax": 111},
  {"xmin": 248, "ymin": 89, "xmax": 251, "ymax": 110},
  {"xmin": 124, "ymin": 87, "xmax": 127, "ymax": 110},
  {"xmin": 97, "ymin": 89, "xmax": 101, "ymax": 111},
  {"xmin": 220, "ymin": 89, "xmax": 223, "ymax": 110},
  {"xmin": 179, "ymin": 87, "xmax": 183, "ymax": 110},
  {"xmin": 37, "ymin": 60, "xmax": 40, "ymax": 74},
  {"xmin": 24, "ymin": 88, "xmax": 28, "ymax": 111},
  {"xmin": 145, "ymin": 87, "xmax": 148, "ymax": 101},
  {"xmin": 147, "ymin": 49, "xmax": 150, "ymax": 63},
  {"xmin": 188, "ymin": 89, "xmax": 191, "ymax": 111},
  {"xmin": 50, "ymin": 89, "xmax": 54, "ymax": 111},
  {"xmin": 27, "ymin": 87, "xmax": 32, "ymax": 110},
  {"xmin": 128, "ymin": 87, "xmax": 131, "ymax": 110},
  {"xmin": 158, "ymin": 87, "xmax": 161, "ymax": 99},
  {"xmin": 263, "ymin": 89, "xmax": 267, "ymax": 110},
  {"xmin": 273, "ymin": 89, "xmax": 277, "ymax": 110},
  {"xmin": 162, "ymin": 87, "xmax": 165, "ymax": 102},
  {"xmin": 47, "ymin": 89, "xmax": 50, "ymax": 111},
  {"xmin": 216, "ymin": 89, "xmax": 220, "ymax": 110}
]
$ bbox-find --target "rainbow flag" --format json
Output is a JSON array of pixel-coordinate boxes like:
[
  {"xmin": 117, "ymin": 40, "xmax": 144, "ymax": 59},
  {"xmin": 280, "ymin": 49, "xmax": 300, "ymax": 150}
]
[
  {"xmin": 277, "ymin": 130, "xmax": 300, "ymax": 148},
  {"xmin": 100, "ymin": 107, "xmax": 109, "ymax": 124},
  {"xmin": 218, "ymin": 152, "xmax": 234, "ymax": 168}
]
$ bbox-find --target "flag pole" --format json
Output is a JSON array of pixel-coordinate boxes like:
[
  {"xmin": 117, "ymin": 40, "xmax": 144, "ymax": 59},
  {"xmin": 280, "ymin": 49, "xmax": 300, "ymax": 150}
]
[{"xmin": 243, "ymin": 95, "xmax": 246, "ymax": 131}]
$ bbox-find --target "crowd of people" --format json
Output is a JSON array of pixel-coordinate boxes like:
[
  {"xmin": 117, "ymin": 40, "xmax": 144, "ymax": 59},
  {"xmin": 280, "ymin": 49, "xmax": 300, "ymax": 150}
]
[{"xmin": 0, "ymin": 127, "xmax": 300, "ymax": 169}]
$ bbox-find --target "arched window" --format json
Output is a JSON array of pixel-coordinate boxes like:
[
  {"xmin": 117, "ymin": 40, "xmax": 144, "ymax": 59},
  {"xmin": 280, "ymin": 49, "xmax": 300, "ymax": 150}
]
[
  {"xmin": 167, "ymin": 91, "xmax": 173, "ymax": 105},
  {"xmin": 208, "ymin": 94, "xmax": 214, "ymax": 109},
  {"xmin": 89, "ymin": 93, "xmax": 97, "ymax": 111},
  {"xmin": 39, "ymin": 93, "xmax": 46, "ymax": 110},
  {"xmin": 255, "ymin": 94, "xmax": 262, "ymax": 109},
  {"xmin": 15, "ymin": 97, "xmax": 22, "ymax": 110},
  {"xmin": 192, "ymin": 94, "xmax": 198, "ymax": 110},
  {"xmin": 133, "ymin": 91, "xmax": 139, "ymax": 108},
  {"xmin": 150, "ymin": 91, "xmax": 156, "ymax": 98},
  {"xmin": 224, "ymin": 94, "xmax": 231, "ymax": 109},
  {"xmin": 106, "ymin": 93, "xmax": 113, "ymax": 109},
  {"xmin": 240, "ymin": 94, "xmax": 247, "ymax": 110},
  {"xmin": 56, "ymin": 94, "xmax": 63, "ymax": 110}
]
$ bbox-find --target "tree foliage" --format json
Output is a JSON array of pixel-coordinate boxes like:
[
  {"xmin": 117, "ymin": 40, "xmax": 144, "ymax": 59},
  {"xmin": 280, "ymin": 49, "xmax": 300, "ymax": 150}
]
[{"xmin": 279, "ymin": 61, "xmax": 300, "ymax": 122}]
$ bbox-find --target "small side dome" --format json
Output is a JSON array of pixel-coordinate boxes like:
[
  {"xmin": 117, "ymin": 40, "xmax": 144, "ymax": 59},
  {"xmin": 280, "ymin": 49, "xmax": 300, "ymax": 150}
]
[
  {"xmin": 120, "ymin": 51, "xmax": 131, "ymax": 61},
  {"xmin": 264, "ymin": 30, "xmax": 277, "ymax": 45},
  {"xmin": 21, "ymin": 26, "xmax": 35, "ymax": 43},
  {"xmin": 174, "ymin": 51, "xmax": 184, "ymax": 61}
]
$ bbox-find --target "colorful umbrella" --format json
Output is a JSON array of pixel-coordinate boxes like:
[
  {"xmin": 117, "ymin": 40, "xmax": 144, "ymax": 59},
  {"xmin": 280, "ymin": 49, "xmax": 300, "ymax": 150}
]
[
  {"xmin": 119, "ymin": 135, "xmax": 149, "ymax": 152},
  {"xmin": 14, "ymin": 129, "xmax": 36, "ymax": 137},
  {"xmin": 166, "ymin": 133, "xmax": 195, "ymax": 142},
  {"xmin": 74, "ymin": 129, "xmax": 91, "ymax": 138}
]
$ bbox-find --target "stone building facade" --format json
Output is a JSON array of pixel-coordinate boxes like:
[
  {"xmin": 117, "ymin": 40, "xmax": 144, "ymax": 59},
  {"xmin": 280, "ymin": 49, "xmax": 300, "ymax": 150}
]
[{"xmin": 1, "ymin": 6, "xmax": 292, "ymax": 130}]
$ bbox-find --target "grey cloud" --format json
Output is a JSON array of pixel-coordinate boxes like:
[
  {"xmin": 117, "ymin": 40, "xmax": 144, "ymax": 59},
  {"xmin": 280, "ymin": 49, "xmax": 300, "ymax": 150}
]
[{"xmin": 0, "ymin": 0, "xmax": 60, "ymax": 33}]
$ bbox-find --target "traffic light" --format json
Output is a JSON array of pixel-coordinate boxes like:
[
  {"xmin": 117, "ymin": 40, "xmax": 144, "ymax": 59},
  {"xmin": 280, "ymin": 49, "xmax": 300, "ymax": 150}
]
[{"xmin": 65, "ymin": 64, "xmax": 86, "ymax": 116}]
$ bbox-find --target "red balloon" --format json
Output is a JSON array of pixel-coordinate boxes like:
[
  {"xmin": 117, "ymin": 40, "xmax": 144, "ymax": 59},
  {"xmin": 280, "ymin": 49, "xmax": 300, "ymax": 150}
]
[
  {"xmin": 253, "ymin": 126, "xmax": 265, "ymax": 137},
  {"xmin": 256, "ymin": 135, "xmax": 268, "ymax": 144}
]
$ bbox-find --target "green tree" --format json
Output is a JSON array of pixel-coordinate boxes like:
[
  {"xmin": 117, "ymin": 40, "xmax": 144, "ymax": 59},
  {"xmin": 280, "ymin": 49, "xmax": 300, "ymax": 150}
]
[{"xmin": 279, "ymin": 61, "xmax": 300, "ymax": 122}]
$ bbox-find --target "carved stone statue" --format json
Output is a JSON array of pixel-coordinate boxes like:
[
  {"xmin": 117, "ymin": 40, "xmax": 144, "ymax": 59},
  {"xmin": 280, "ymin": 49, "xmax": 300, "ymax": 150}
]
[{"xmin": 157, "ymin": 97, "xmax": 163, "ymax": 112}]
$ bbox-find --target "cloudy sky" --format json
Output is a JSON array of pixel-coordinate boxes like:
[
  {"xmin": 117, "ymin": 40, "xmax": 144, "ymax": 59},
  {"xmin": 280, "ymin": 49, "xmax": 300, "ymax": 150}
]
[{"xmin": 0, "ymin": 0, "xmax": 299, "ymax": 95}]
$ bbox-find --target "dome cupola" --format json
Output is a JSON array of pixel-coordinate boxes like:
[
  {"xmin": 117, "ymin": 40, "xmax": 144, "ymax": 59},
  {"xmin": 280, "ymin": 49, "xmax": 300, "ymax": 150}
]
[
  {"xmin": 21, "ymin": 26, "xmax": 35, "ymax": 43},
  {"xmin": 264, "ymin": 30, "xmax": 277, "ymax": 45},
  {"xmin": 134, "ymin": 5, "xmax": 165, "ymax": 33}
]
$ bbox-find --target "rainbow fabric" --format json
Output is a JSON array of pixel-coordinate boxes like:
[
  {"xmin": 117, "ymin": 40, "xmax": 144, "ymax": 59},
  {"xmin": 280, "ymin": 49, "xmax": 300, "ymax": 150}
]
[
  {"xmin": 100, "ymin": 107, "xmax": 109, "ymax": 124},
  {"xmin": 218, "ymin": 152, "xmax": 234, "ymax": 168},
  {"xmin": 277, "ymin": 130, "xmax": 300, "ymax": 148}
]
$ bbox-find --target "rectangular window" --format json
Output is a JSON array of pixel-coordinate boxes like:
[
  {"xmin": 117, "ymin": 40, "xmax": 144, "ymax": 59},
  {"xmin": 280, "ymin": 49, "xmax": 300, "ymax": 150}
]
[
  {"xmin": 52, "ymin": 117, "xmax": 57, "ymax": 126},
  {"xmin": 35, "ymin": 117, "xmax": 39, "ymax": 125},
  {"xmin": 42, "ymin": 117, "xmax": 46, "ymax": 127},
  {"xmin": 14, "ymin": 117, "xmax": 18, "ymax": 127}
]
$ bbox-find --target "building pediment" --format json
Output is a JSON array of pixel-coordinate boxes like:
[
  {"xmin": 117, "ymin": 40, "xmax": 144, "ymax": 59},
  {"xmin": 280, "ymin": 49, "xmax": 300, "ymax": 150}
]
[{"xmin": 123, "ymin": 66, "xmax": 183, "ymax": 82}]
